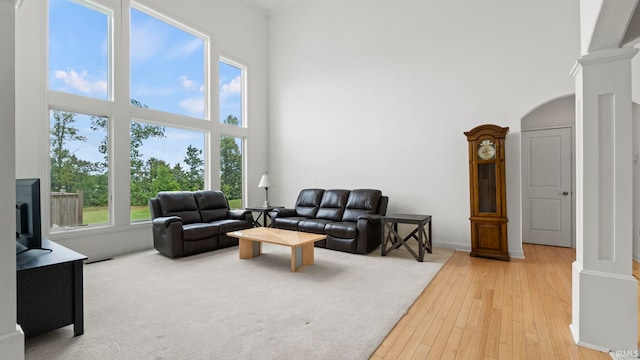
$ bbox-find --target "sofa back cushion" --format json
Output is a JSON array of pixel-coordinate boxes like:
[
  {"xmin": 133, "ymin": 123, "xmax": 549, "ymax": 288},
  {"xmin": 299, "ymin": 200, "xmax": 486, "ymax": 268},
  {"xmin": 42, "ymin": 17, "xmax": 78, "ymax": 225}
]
[
  {"xmin": 342, "ymin": 189, "xmax": 382, "ymax": 222},
  {"xmin": 157, "ymin": 191, "xmax": 201, "ymax": 224},
  {"xmin": 195, "ymin": 190, "xmax": 229, "ymax": 222},
  {"xmin": 295, "ymin": 189, "xmax": 325, "ymax": 218},
  {"xmin": 316, "ymin": 189, "xmax": 350, "ymax": 221}
]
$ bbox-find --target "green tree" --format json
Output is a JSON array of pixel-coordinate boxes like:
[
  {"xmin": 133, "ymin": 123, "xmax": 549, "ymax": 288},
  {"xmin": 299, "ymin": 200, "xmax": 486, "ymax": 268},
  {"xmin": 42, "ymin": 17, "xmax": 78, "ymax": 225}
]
[
  {"xmin": 50, "ymin": 111, "xmax": 101, "ymax": 193},
  {"xmin": 148, "ymin": 158, "xmax": 180, "ymax": 198},
  {"xmin": 128, "ymin": 121, "xmax": 167, "ymax": 206},
  {"xmin": 220, "ymin": 115, "xmax": 242, "ymax": 200},
  {"xmin": 92, "ymin": 100, "xmax": 166, "ymax": 206},
  {"xmin": 51, "ymin": 111, "xmax": 109, "ymax": 212},
  {"xmin": 183, "ymin": 145, "xmax": 204, "ymax": 191},
  {"xmin": 78, "ymin": 173, "xmax": 108, "ymax": 207}
]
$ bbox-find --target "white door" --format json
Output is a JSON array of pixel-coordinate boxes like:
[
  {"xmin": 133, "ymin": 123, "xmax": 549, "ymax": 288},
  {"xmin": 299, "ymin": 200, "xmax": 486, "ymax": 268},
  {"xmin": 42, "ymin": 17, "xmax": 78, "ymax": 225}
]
[{"xmin": 522, "ymin": 127, "xmax": 573, "ymax": 247}]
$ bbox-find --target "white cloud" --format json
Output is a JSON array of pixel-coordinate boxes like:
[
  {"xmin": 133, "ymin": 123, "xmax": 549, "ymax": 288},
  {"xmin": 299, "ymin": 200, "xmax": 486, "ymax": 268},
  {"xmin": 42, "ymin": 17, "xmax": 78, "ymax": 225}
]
[
  {"xmin": 178, "ymin": 96, "xmax": 204, "ymax": 116},
  {"xmin": 179, "ymin": 75, "xmax": 196, "ymax": 90},
  {"xmin": 54, "ymin": 69, "xmax": 107, "ymax": 95},
  {"xmin": 221, "ymin": 75, "xmax": 242, "ymax": 94}
]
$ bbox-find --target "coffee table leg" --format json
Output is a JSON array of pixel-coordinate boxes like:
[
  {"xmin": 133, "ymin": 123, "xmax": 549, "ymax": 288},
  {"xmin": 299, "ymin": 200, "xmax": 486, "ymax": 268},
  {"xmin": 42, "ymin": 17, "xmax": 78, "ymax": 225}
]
[
  {"xmin": 239, "ymin": 238, "xmax": 261, "ymax": 259},
  {"xmin": 291, "ymin": 243, "xmax": 315, "ymax": 272}
]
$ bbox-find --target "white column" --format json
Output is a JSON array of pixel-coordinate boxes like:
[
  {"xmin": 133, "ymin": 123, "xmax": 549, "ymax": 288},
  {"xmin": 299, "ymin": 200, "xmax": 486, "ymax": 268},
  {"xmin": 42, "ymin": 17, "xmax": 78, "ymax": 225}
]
[
  {"xmin": 570, "ymin": 47, "xmax": 638, "ymax": 352},
  {"xmin": 0, "ymin": 0, "xmax": 25, "ymax": 358}
]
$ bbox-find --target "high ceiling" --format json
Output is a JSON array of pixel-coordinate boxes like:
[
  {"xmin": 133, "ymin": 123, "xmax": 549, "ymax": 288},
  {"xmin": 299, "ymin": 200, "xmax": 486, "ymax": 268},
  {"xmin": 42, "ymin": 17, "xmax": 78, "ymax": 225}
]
[{"xmin": 247, "ymin": 0, "xmax": 303, "ymax": 16}]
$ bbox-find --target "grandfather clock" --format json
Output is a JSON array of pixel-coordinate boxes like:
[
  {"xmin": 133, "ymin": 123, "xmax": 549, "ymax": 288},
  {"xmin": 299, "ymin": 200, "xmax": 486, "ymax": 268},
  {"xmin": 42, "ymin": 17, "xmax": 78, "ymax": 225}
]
[{"xmin": 464, "ymin": 124, "xmax": 510, "ymax": 261}]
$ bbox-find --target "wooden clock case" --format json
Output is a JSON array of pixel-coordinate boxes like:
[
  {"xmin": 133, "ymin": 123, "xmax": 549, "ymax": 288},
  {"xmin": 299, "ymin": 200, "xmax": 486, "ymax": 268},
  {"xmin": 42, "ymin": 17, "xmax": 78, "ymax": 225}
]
[{"xmin": 464, "ymin": 124, "xmax": 510, "ymax": 261}]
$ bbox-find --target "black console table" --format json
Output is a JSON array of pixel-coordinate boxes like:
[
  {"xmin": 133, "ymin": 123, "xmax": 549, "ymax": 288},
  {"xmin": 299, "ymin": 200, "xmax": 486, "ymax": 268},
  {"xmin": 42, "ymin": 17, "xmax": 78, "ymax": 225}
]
[{"xmin": 16, "ymin": 239, "xmax": 87, "ymax": 337}]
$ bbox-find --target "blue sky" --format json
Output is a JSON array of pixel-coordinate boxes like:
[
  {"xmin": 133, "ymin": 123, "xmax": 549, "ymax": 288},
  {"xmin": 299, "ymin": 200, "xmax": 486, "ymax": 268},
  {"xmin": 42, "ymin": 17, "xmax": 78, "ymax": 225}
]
[{"xmin": 48, "ymin": 0, "xmax": 242, "ymax": 167}]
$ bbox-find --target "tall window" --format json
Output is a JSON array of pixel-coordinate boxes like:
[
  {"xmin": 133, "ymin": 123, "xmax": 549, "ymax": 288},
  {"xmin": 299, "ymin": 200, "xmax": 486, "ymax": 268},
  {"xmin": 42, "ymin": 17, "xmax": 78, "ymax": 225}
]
[
  {"xmin": 47, "ymin": 0, "xmax": 249, "ymax": 234},
  {"xmin": 49, "ymin": 0, "xmax": 110, "ymax": 100},
  {"xmin": 128, "ymin": 6, "xmax": 208, "ymax": 221},
  {"xmin": 219, "ymin": 59, "xmax": 246, "ymax": 208},
  {"xmin": 130, "ymin": 8, "xmax": 205, "ymax": 119},
  {"xmin": 48, "ymin": 0, "xmax": 112, "ymax": 231},
  {"xmin": 49, "ymin": 110, "xmax": 109, "ymax": 228},
  {"xmin": 130, "ymin": 121, "xmax": 205, "ymax": 221},
  {"xmin": 219, "ymin": 60, "xmax": 243, "ymax": 126},
  {"xmin": 220, "ymin": 135, "xmax": 243, "ymax": 208}
]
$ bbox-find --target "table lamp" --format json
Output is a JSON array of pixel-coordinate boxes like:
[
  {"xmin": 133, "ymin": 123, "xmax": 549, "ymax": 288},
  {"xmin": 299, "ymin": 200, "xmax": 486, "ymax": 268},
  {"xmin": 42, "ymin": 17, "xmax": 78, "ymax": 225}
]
[{"xmin": 258, "ymin": 173, "xmax": 273, "ymax": 207}]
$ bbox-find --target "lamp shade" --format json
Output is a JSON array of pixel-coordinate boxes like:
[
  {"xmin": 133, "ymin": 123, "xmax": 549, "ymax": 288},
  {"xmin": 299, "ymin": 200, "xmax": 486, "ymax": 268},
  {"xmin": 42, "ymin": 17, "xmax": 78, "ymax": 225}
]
[{"xmin": 258, "ymin": 174, "xmax": 273, "ymax": 188}]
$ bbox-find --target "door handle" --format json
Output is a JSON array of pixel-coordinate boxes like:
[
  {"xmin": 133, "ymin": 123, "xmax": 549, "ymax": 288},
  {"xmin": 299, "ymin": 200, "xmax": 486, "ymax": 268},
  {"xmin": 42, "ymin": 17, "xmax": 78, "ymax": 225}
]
[{"xmin": 560, "ymin": 191, "xmax": 569, "ymax": 196}]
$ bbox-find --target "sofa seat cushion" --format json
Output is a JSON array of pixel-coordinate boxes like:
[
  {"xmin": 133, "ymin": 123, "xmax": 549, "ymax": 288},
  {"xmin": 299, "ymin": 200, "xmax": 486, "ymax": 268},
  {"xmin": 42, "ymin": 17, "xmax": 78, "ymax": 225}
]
[
  {"xmin": 183, "ymin": 223, "xmax": 219, "ymax": 241},
  {"xmin": 273, "ymin": 217, "xmax": 307, "ymax": 231},
  {"xmin": 158, "ymin": 191, "xmax": 201, "ymax": 224},
  {"xmin": 211, "ymin": 219, "xmax": 252, "ymax": 233},
  {"xmin": 325, "ymin": 235, "xmax": 357, "ymax": 253},
  {"xmin": 325, "ymin": 222, "xmax": 357, "ymax": 239},
  {"xmin": 298, "ymin": 219, "xmax": 334, "ymax": 234}
]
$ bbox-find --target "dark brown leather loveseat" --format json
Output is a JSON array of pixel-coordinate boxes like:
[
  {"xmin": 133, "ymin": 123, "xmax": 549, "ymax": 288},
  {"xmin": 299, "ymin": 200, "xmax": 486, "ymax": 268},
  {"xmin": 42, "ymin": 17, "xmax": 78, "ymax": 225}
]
[
  {"xmin": 271, "ymin": 189, "xmax": 388, "ymax": 254},
  {"xmin": 149, "ymin": 190, "xmax": 254, "ymax": 258}
]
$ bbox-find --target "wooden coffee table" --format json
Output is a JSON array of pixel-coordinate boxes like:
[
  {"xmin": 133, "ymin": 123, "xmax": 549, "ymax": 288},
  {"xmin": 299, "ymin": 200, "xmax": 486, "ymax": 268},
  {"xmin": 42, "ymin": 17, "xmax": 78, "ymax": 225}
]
[{"xmin": 226, "ymin": 228, "xmax": 326, "ymax": 272}]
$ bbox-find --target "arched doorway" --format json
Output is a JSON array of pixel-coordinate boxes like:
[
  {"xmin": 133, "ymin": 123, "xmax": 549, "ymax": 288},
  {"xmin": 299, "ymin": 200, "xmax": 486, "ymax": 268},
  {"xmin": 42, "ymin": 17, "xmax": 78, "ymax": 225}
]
[{"xmin": 520, "ymin": 95, "xmax": 575, "ymax": 248}]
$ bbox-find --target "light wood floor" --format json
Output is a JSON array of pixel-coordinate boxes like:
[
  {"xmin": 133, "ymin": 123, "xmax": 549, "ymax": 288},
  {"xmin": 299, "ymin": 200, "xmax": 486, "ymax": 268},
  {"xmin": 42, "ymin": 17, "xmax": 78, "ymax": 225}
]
[{"xmin": 371, "ymin": 244, "xmax": 640, "ymax": 359}]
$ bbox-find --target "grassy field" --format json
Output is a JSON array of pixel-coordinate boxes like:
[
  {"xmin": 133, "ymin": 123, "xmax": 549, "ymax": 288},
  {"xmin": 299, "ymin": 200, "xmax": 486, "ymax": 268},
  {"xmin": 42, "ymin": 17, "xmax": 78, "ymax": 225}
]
[{"xmin": 82, "ymin": 199, "xmax": 243, "ymax": 225}]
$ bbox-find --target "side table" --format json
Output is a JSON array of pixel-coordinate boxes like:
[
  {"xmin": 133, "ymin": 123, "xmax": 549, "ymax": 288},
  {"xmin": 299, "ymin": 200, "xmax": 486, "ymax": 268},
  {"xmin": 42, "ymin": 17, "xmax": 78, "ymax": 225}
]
[
  {"xmin": 246, "ymin": 206, "xmax": 283, "ymax": 227},
  {"xmin": 381, "ymin": 214, "xmax": 432, "ymax": 262}
]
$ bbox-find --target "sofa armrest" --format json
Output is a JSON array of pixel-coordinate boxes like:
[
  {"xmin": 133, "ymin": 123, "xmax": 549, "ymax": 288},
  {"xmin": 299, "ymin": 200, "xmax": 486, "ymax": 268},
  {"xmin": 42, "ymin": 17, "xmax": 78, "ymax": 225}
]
[
  {"xmin": 228, "ymin": 209, "xmax": 254, "ymax": 223},
  {"xmin": 272, "ymin": 208, "xmax": 296, "ymax": 217},
  {"xmin": 151, "ymin": 216, "xmax": 184, "ymax": 258},
  {"xmin": 356, "ymin": 214, "xmax": 385, "ymax": 254},
  {"xmin": 152, "ymin": 216, "xmax": 182, "ymax": 229},
  {"xmin": 228, "ymin": 209, "xmax": 250, "ymax": 219},
  {"xmin": 357, "ymin": 214, "xmax": 383, "ymax": 223},
  {"xmin": 270, "ymin": 208, "xmax": 297, "ymax": 227}
]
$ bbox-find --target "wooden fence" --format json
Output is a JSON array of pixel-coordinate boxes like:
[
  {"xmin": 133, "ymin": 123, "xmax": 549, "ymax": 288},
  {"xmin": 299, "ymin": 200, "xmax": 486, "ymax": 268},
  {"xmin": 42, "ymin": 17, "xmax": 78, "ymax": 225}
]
[{"xmin": 50, "ymin": 190, "xmax": 83, "ymax": 227}]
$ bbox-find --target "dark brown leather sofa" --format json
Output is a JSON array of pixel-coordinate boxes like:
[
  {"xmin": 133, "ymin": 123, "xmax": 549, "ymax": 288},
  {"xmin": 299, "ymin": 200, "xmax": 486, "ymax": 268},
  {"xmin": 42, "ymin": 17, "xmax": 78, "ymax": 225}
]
[
  {"xmin": 271, "ymin": 189, "xmax": 388, "ymax": 254},
  {"xmin": 149, "ymin": 190, "xmax": 254, "ymax": 258}
]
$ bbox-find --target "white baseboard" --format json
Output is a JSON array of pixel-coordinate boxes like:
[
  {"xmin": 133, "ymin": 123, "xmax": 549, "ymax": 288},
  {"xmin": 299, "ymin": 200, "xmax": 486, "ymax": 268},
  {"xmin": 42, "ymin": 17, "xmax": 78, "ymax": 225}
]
[
  {"xmin": 432, "ymin": 241, "xmax": 525, "ymax": 259},
  {"xmin": 432, "ymin": 241, "xmax": 469, "ymax": 253}
]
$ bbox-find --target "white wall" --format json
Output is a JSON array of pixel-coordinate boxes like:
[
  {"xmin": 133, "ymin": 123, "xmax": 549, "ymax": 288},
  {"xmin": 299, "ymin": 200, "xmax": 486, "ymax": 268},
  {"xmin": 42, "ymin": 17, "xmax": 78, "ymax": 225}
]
[
  {"xmin": 14, "ymin": 0, "xmax": 269, "ymax": 260},
  {"xmin": 268, "ymin": 0, "xmax": 581, "ymax": 255},
  {"xmin": 521, "ymin": 95, "xmax": 575, "ymax": 130},
  {"xmin": 1, "ymin": 0, "xmax": 24, "ymax": 357}
]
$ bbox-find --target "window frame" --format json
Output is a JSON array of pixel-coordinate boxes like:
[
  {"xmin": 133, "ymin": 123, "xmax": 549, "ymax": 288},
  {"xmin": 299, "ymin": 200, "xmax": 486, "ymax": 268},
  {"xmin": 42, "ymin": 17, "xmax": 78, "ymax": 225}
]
[
  {"xmin": 45, "ymin": 0, "xmax": 251, "ymax": 238},
  {"xmin": 129, "ymin": 2, "xmax": 210, "ymax": 120},
  {"xmin": 218, "ymin": 57, "xmax": 248, "ymax": 207}
]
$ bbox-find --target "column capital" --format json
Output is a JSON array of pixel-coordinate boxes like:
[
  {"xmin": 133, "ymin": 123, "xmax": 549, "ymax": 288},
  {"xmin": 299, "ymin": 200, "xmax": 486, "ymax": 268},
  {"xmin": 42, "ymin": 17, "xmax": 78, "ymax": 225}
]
[{"xmin": 571, "ymin": 47, "xmax": 639, "ymax": 76}]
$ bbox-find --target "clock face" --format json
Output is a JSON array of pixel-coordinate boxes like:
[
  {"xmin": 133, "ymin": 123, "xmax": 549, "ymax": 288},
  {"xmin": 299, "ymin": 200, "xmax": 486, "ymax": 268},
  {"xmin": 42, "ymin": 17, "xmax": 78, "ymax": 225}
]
[{"xmin": 478, "ymin": 140, "xmax": 496, "ymax": 160}]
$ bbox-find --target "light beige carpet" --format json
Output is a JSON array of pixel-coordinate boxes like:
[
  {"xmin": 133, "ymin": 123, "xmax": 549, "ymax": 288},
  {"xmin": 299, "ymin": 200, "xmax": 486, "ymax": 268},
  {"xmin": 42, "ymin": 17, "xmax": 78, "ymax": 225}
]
[{"xmin": 25, "ymin": 242, "xmax": 452, "ymax": 360}]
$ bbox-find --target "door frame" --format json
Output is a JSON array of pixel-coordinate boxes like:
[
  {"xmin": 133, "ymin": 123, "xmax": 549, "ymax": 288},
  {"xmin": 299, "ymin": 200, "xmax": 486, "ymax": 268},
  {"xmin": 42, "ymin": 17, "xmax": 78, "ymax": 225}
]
[{"xmin": 521, "ymin": 125, "xmax": 575, "ymax": 248}]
